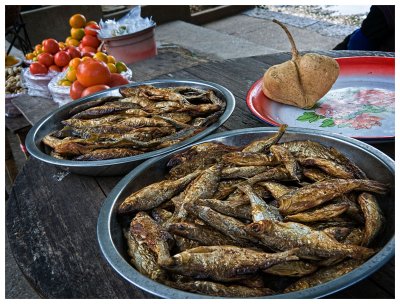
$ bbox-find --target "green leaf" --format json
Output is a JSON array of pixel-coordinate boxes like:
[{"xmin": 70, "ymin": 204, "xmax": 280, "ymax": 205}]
[
  {"xmin": 320, "ymin": 118, "xmax": 335, "ymax": 127},
  {"xmin": 297, "ymin": 112, "xmax": 318, "ymax": 122}
]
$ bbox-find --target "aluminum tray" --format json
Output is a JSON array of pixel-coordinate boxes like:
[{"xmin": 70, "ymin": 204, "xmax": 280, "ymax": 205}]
[
  {"xmin": 97, "ymin": 127, "xmax": 395, "ymax": 299},
  {"xmin": 25, "ymin": 79, "xmax": 235, "ymax": 176}
]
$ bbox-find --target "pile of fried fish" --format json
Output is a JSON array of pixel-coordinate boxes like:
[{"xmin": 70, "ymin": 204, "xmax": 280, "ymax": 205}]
[
  {"xmin": 117, "ymin": 125, "xmax": 388, "ymax": 297},
  {"xmin": 42, "ymin": 85, "xmax": 226, "ymax": 161}
]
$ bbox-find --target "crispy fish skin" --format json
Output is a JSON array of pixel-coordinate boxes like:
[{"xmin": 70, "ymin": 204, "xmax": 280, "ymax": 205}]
[
  {"xmin": 322, "ymin": 227, "xmax": 351, "ymax": 242},
  {"xmin": 328, "ymin": 146, "xmax": 368, "ymax": 179},
  {"xmin": 165, "ymin": 280, "xmax": 275, "ymax": 297},
  {"xmin": 162, "ymin": 246, "xmax": 298, "ymax": 282},
  {"xmin": 258, "ymin": 181, "xmax": 296, "ymax": 200},
  {"xmin": 151, "ymin": 208, "xmax": 173, "ymax": 225},
  {"xmin": 298, "ymin": 157, "xmax": 355, "ymax": 179},
  {"xmin": 270, "ymin": 145, "xmax": 302, "ymax": 181},
  {"xmin": 197, "ymin": 198, "xmax": 252, "ymax": 221},
  {"xmin": 302, "ymin": 168, "xmax": 332, "ymax": 182},
  {"xmin": 222, "ymin": 152, "xmax": 278, "ymax": 166},
  {"xmin": 168, "ymin": 222, "xmax": 243, "ymax": 246},
  {"xmin": 167, "ymin": 142, "xmax": 237, "ymax": 179},
  {"xmin": 124, "ymin": 230, "xmax": 167, "ymax": 282},
  {"xmin": 284, "ymin": 201, "xmax": 350, "ymax": 223},
  {"xmin": 62, "ymin": 115, "xmax": 126, "ymax": 128},
  {"xmin": 242, "ymin": 124, "xmax": 287, "ymax": 153},
  {"xmin": 68, "ymin": 96, "xmax": 119, "ymax": 116},
  {"xmin": 342, "ymin": 228, "xmax": 364, "ymax": 245},
  {"xmin": 118, "ymin": 170, "xmax": 201, "ymax": 214},
  {"xmin": 71, "ymin": 103, "xmax": 139, "ymax": 119},
  {"xmin": 130, "ymin": 212, "xmax": 173, "ymax": 265},
  {"xmin": 283, "ymin": 258, "xmax": 365, "ymax": 293},
  {"xmin": 278, "ymin": 179, "xmax": 388, "ymax": 215},
  {"xmin": 221, "ymin": 166, "xmax": 270, "ymax": 179},
  {"xmin": 73, "ymin": 148, "xmax": 142, "ymax": 161},
  {"xmin": 279, "ymin": 140, "xmax": 337, "ymax": 161},
  {"xmin": 263, "ymin": 260, "xmax": 318, "ymax": 277},
  {"xmin": 246, "ymin": 219, "xmax": 374, "ymax": 260},
  {"xmin": 358, "ymin": 193, "xmax": 384, "ymax": 246},
  {"xmin": 246, "ymin": 166, "xmax": 293, "ymax": 185},
  {"xmin": 236, "ymin": 183, "xmax": 282, "ymax": 222},
  {"xmin": 186, "ymin": 204, "xmax": 259, "ymax": 246},
  {"xmin": 169, "ymin": 165, "xmax": 222, "ymax": 223}
]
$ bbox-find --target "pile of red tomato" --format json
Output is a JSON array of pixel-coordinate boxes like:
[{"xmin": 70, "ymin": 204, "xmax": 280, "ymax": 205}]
[
  {"xmin": 28, "ymin": 38, "xmax": 81, "ymax": 75},
  {"xmin": 25, "ymin": 13, "xmax": 131, "ymax": 100},
  {"xmin": 70, "ymin": 58, "xmax": 129, "ymax": 100}
]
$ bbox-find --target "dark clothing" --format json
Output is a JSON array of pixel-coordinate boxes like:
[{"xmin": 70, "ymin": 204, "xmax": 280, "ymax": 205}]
[{"xmin": 333, "ymin": 5, "xmax": 395, "ymax": 52}]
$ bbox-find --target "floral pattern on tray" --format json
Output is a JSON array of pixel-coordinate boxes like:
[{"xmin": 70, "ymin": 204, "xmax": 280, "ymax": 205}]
[{"xmin": 296, "ymin": 87, "xmax": 395, "ymax": 130}]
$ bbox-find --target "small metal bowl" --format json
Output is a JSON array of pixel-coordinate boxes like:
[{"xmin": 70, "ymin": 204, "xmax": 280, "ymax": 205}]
[
  {"xmin": 25, "ymin": 79, "xmax": 235, "ymax": 176},
  {"xmin": 97, "ymin": 127, "xmax": 394, "ymax": 298}
]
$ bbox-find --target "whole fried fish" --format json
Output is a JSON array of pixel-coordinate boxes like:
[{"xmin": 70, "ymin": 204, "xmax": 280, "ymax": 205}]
[
  {"xmin": 186, "ymin": 203, "xmax": 258, "ymax": 246},
  {"xmin": 73, "ymin": 148, "xmax": 142, "ymax": 161},
  {"xmin": 165, "ymin": 279, "xmax": 275, "ymax": 297},
  {"xmin": 124, "ymin": 230, "xmax": 167, "ymax": 282},
  {"xmin": 197, "ymin": 198, "xmax": 252, "ymax": 221},
  {"xmin": 222, "ymin": 152, "xmax": 278, "ymax": 166},
  {"xmin": 283, "ymin": 258, "xmax": 365, "ymax": 293},
  {"xmin": 246, "ymin": 219, "xmax": 374, "ymax": 260},
  {"xmin": 168, "ymin": 222, "xmax": 243, "ymax": 246},
  {"xmin": 242, "ymin": 124, "xmax": 287, "ymax": 153},
  {"xmin": 246, "ymin": 166, "xmax": 293, "ymax": 185},
  {"xmin": 168, "ymin": 164, "xmax": 222, "ymax": 223},
  {"xmin": 258, "ymin": 181, "xmax": 296, "ymax": 200},
  {"xmin": 298, "ymin": 157, "xmax": 355, "ymax": 179},
  {"xmin": 284, "ymin": 201, "xmax": 350, "ymax": 223},
  {"xmin": 358, "ymin": 193, "xmax": 384, "ymax": 246},
  {"xmin": 237, "ymin": 183, "xmax": 282, "ymax": 222},
  {"xmin": 162, "ymin": 246, "xmax": 299, "ymax": 282},
  {"xmin": 263, "ymin": 260, "xmax": 318, "ymax": 277},
  {"xmin": 322, "ymin": 227, "xmax": 351, "ymax": 242},
  {"xmin": 270, "ymin": 145, "xmax": 302, "ymax": 181},
  {"xmin": 118, "ymin": 170, "xmax": 201, "ymax": 214},
  {"xmin": 278, "ymin": 179, "xmax": 388, "ymax": 215},
  {"xmin": 130, "ymin": 212, "xmax": 173, "ymax": 265},
  {"xmin": 221, "ymin": 166, "xmax": 269, "ymax": 179},
  {"xmin": 302, "ymin": 168, "xmax": 332, "ymax": 182}
]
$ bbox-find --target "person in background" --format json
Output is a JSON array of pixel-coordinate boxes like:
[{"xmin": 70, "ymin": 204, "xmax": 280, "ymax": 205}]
[{"xmin": 333, "ymin": 5, "xmax": 394, "ymax": 52}]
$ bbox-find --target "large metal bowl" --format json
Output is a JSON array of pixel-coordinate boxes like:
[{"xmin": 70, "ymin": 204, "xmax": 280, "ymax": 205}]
[
  {"xmin": 97, "ymin": 127, "xmax": 395, "ymax": 298},
  {"xmin": 25, "ymin": 79, "xmax": 235, "ymax": 176}
]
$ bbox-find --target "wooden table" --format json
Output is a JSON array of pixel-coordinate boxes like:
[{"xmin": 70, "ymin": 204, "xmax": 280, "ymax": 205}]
[{"xmin": 6, "ymin": 50, "xmax": 394, "ymax": 299}]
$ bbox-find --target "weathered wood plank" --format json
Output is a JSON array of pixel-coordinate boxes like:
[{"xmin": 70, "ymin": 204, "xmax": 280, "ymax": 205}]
[
  {"xmin": 5, "ymin": 114, "xmax": 31, "ymax": 133},
  {"xmin": 129, "ymin": 46, "xmax": 210, "ymax": 82},
  {"xmin": 6, "ymin": 158, "xmax": 153, "ymax": 298},
  {"xmin": 12, "ymin": 95, "xmax": 58, "ymax": 126}
]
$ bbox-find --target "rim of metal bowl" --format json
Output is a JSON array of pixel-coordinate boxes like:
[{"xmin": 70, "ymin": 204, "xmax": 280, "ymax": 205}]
[
  {"xmin": 25, "ymin": 79, "xmax": 235, "ymax": 170},
  {"xmin": 97, "ymin": 126, "xmax": 395, "ymax": 299}
]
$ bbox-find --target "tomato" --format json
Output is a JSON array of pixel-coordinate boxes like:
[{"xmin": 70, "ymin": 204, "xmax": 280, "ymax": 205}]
[
  {"xmin": 37, "ymin": 53, "xmax": 54, "ymax": 67},
  {"xmin": 70, "ymin": 80, "xmax": 86, "ymax": 100},
  {"xmin": 108, "ymin": 73, "xmax": 129, "ymax": 87},
  {"xmin": 54, "ymin": 51, "xmax": 71, "ymax": 67},
  {"xmin": 80, "ymin": 46, "xmax": 97, "ymax": 54},
  {"xmin": 81, "ymin": 52, "xmax": 94, "ymax": 59},
  {"xmin": 42, "ymin": 38, "xmax": 60, "ymax": 54},
  {"xmin": 81, "ymin": 35, "xmax": 100, "ymax": 49},
  {"xmin": 48, "ymin": 65, "xmax": 61, "ymax": 72},
  {"xmin": 29, "ymin": 62, "xmax": 48, "ymax": 75},
  {"xmin": 84, "ymin": 23, "xmax": 100, "ymax": 36},
  {"xmin": 76, "ymin": 59, "xmax": 111, "ymax": 87},
  {"xmin": 69, "ymin": 14, "xmax": 86, "ymax": 29},
  {"xmin": 81, "ymin": 84, "xmax": 110, "ymax": 98},
  {"xmin": 66, "ymin": 46, "xmax": 81, "ymax": 59}
]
